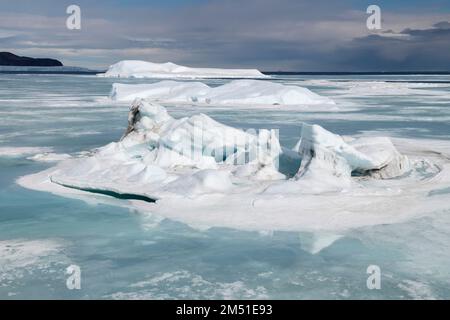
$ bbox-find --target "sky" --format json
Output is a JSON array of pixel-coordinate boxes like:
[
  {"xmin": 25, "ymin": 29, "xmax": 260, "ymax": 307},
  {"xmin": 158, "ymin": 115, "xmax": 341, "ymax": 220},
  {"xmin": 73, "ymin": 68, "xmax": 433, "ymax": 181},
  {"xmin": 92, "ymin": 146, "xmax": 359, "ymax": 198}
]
[{"xmin": 1, "ymin": 0, "xmax": 450, "ymax": 71}]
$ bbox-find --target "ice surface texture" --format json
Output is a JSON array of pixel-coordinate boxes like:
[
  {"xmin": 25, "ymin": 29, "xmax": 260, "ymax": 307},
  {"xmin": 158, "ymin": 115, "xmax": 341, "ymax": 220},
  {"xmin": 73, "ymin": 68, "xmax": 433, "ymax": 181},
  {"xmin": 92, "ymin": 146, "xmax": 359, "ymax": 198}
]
[
  {"xmin": 110, "ymin": 80, "xmax": 335, "ymax": 106},
  {"xmin": 100, "ymin": 60, "xmax": 268, "ymax": 79}
]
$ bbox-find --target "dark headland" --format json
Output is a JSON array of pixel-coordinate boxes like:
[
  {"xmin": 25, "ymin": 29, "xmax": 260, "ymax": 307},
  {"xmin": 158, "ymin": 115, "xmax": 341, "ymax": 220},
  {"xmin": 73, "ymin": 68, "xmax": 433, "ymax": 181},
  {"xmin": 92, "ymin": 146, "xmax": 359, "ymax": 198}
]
[{"xmin": 0, "ymin": 52, "xmax": 63, "ymax": 67}]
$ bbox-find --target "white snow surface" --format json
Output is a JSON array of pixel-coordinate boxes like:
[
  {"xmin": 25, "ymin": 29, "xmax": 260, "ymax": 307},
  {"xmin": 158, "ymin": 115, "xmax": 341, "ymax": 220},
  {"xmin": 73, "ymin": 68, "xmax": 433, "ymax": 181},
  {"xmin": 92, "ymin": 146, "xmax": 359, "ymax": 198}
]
[
  {"xmin": 100, "ymin": 60, "xmax": 268, "ymax": 79},
  {"xmin": 17, "ymin": 100, "xmax": 450, "ymax": 233},
  {"xmin": 110, "ymin": 80, "xmax": 335, "ymax": 106}
]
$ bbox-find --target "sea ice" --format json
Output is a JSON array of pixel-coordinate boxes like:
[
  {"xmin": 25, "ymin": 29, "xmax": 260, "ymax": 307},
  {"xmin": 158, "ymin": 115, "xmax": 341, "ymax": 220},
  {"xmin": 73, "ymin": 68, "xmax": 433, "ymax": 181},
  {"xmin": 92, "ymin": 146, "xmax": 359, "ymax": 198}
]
[
  {"xmin": 0, "ymin": 147, "xmax": 53, "ymax": 158},
  {"xmin": 0, "ymin": 239, "xmax": 67, "ymax": 287},
  {"xmin": 110, "ymin": 80, "xmax": 335, "ymax": 106},
  {"xmin": 99, "ymin": 60, "xmax": 268, "ymax": 79},
  {"xmin": 301, "ymin": 79, "xmax": 450, "ymax": 97}
]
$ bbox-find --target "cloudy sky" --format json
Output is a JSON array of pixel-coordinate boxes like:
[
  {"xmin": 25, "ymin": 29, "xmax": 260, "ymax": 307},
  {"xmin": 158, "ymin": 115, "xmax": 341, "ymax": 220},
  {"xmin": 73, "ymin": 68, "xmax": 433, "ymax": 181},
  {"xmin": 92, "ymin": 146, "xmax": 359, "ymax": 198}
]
[{"xmin": 1, "ymin": 0, "xmax": 450, "ymax": 71}]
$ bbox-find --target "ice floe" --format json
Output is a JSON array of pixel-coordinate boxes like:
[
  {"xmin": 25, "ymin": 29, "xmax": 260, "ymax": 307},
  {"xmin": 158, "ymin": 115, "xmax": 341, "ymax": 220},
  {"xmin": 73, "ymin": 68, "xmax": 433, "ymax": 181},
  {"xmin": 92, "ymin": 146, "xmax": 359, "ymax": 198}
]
[
  {"xmin": 301, "ymin": 79, "xmax": 450, "ymax": 98},
  {"xmin": 17, "ymin": 100, "xmax": 450, "ymax": 233},
  {"xmin": 110, "ymin": 80, "xmax": 335, "ymax": 106},
  {"xmin": 99, "ymin": 60, "xmax": 268, "ymax": 79}
]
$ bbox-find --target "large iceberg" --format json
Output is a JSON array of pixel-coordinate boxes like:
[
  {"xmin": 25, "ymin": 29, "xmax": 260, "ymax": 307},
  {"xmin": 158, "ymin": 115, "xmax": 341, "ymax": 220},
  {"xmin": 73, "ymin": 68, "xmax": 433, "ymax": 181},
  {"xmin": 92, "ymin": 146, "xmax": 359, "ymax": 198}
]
[
  {"xmin": 21, "ymin": 100, "xmax": 409, "ymax": 198},
  {"xmin": 20, "ymin": 100, "xmax": 447, "ymax": 234},
  {"xmin": 45, "ymin": 100, "xmax": 283, "ymax": 200},
  {"xmin": 50, "ymin": 100, "xmax": 406, "ymax": 201},
  {"xmin": 99, "ymin": 60, "xmax": 268, "ymax": 79},
  {"xmin": 110, "ymin": 80, "xmax": 335, "ymax": 106}
]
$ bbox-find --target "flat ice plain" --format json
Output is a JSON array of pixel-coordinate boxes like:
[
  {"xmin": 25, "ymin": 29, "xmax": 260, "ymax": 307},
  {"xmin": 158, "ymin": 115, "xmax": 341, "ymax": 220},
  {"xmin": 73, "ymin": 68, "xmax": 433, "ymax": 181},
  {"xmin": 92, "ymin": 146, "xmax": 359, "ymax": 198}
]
[{"xmin": 1, "ymin": 71, "xmax": 450, "ymax": 299}]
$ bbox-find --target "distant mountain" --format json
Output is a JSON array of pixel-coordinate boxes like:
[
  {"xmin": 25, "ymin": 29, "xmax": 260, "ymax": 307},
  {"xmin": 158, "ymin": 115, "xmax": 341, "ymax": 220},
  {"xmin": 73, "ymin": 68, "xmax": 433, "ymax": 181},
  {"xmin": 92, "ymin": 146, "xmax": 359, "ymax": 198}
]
[{"xmin": 0, "ymin": 52, "xmax": 63, "ymax": 67}]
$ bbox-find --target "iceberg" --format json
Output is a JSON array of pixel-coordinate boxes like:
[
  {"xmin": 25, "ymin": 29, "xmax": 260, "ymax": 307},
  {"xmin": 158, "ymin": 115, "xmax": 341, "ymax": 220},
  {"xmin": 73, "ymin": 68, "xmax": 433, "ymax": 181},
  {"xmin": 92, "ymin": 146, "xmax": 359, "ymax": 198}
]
[
  {"xmin": 19, "ymin": 100, "xmax": 445, "ymax": 233},
  {"xmin": 42, "ymin": 99, "xmax": 282, "ymax": 200},
  {"xmin": 264, "ymin": 124, "xmax": 410, "ymax": 194},
  {"xmin": 111, "ymin": 80, "xmax": 335, "ymax": 106},
  {"xmin": 111, "ymin": 81, "xmax": 211, "ymax": 104},
  {"xmin": 296, "ymin": 124, "xmax": 410, "ymax": 180},
  {"xmin": 99, "ymin": 60, "xmax": 268, "ymax": 79}
]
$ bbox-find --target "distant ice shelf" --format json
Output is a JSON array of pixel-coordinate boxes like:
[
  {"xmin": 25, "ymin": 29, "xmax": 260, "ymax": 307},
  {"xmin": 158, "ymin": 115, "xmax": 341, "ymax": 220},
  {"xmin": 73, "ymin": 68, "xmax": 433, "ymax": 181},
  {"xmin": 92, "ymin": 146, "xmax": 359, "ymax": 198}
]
[
  {"xmin": 110, "ymin": 80, "xmax": 335, "ymax": 106},
  {"xmin": 99, "ymin": 60, "xmax": 269, "ymax": 79}
]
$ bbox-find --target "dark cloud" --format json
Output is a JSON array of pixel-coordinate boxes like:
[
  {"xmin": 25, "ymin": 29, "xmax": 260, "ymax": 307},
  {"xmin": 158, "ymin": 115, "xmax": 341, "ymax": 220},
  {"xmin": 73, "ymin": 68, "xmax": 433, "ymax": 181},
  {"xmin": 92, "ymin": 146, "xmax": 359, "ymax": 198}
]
[
  {"xmin": 433, "ymin": 21, "xmax": 450, "ymax": 29},
  {"xmin": 331, "ymin": 22, "xmax": 450, "ymax": 71},
  {"xmin": 1, "ymin": 1, "xmax": 450, "ymax": 70}
]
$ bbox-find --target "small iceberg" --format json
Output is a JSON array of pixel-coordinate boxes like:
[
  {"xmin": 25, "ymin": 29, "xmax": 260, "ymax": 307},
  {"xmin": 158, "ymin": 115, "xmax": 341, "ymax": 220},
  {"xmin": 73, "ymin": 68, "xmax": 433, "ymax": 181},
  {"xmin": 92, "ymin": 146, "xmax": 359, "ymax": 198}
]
[
  {"xmin": 296, "ymin": 124, "xmax": 410, "ymax": 181},
  {"xmin": 99, "ymin": 60, "xmax": 268, "ymax": 79},
  {"xmin": 110, "ymin": 80, "xmax": 335, "ymax": 106},
  {"xmin": 265, "ymin": 124, "xmax": 410, "ymax": 195}
]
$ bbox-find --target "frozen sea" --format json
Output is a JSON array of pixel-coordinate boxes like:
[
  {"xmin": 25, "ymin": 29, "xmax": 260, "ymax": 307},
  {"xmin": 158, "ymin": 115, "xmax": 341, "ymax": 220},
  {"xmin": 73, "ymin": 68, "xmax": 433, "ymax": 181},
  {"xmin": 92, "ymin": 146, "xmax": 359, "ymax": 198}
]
[{"xmin": 0, "ymin": 73, "xmax": 450, "ymax": 299}]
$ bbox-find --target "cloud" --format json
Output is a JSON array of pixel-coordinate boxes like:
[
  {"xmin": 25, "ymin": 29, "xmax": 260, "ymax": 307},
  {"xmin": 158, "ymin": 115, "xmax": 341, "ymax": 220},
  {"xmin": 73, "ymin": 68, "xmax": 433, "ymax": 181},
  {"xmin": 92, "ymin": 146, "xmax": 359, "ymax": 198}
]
[
  {"xmin": 1, "ymin": 0, "xmax": 450, "ymax": 70},
  {"xmin": 331, "ymin": 21, "xmax": 450, "ymax": 71},
  {"xmin": 433, "ymin": 21, "xmax": 450, "ymax": 29}
]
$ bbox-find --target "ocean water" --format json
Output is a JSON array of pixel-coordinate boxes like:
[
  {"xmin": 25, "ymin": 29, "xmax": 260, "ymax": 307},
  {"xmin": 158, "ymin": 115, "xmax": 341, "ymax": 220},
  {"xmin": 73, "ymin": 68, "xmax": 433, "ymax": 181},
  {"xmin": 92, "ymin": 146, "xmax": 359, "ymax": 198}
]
[{"xmin": 1, "ymin": 73, "xmax": 450, "ymax": 299}]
